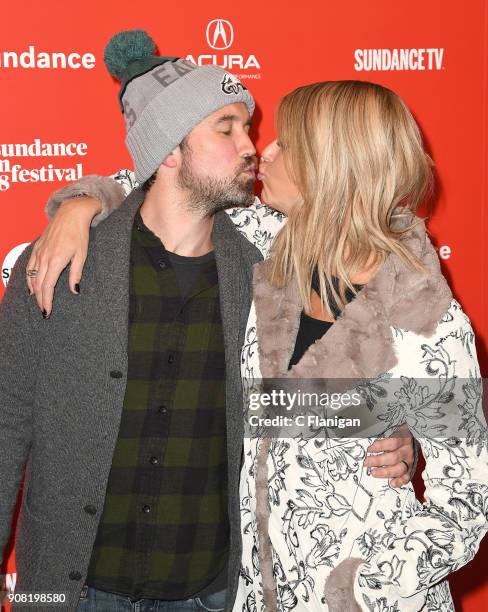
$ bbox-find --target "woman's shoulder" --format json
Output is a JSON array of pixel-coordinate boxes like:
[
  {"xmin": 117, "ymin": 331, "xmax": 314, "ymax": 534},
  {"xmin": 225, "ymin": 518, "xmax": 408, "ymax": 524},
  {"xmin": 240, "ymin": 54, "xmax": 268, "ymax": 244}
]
[
  {"xmin": 390, "ymin": 298, "xmax": 479, "ymax": 377},
  {"xmin": 435, "ymin": 298, "xmax": 473, "ymax": 330},
  {"xmin": 392, "ymin": 298, "xmax": 473, "ymax": 340}
]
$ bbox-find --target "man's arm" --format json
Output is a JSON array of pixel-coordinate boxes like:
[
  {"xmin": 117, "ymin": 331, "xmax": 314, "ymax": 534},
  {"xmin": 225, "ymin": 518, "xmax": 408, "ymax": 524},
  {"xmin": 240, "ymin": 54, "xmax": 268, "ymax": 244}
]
[
  {"xmin": 365, "ymin": 423, "xmax": 417, "ymax": 488},
  {"xmin": 0, "ymin": 246, "xmax": 38, "ymax": 559},
  {"xmin": 26, "ymin": 171, "xmax": 134, "ymax": 315}
]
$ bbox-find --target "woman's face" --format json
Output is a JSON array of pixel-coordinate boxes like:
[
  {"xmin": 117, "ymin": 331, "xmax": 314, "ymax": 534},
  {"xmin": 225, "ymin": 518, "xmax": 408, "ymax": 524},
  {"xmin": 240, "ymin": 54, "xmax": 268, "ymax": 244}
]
[{"xmin": 258, "ymin": 139, "xmax": 301, "ymax": 215}]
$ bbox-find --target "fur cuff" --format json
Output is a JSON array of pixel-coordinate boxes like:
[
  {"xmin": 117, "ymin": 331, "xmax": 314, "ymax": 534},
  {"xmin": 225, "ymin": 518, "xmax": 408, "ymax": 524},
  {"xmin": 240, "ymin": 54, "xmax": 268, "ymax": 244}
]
[
  {"xmin": 323, "ymin": 557, "xmax": 365, "ymax": 612},
  {"xmin": 45, "ymin": 175, "xmax": 126, "ymax": 227}
]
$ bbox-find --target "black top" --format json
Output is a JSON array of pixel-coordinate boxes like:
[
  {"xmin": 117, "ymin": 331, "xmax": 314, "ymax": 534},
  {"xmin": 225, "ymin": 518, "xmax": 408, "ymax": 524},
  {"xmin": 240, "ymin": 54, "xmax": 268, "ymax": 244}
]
[
  {"xmin": 288, "ymin": 277, "xmax": 363, "ymax": 369},
  {"xmin": 289, "ymin": 312, "xmax": 333, "ymax": 368}
]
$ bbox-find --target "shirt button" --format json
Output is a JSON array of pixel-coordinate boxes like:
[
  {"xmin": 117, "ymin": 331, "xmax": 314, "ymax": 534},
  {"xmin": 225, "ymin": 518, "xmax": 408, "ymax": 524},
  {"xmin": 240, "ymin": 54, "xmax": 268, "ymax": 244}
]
[
  {"xmin": 167, "ymin": 354, "xmax": 175, "ymax": 364},
  {"xmin": 158, "ymin": 259, "xmax": 167, "ymax": 270},
  {"xmin": 142, "ymin": 505, "xmax": 151, "ymax": 514},
  {"xmin": 149, "ymin": 456, "xmax": 159, "ymax": 465},
  {"xmin": 110, "ymin": 370, "xmax": 123, "ymax": 379},
  {"xmin": 158, "ymin": 405, "xmax": 167, "ymax": 414},
  {"xmin": 69, "ymin": 571, "xmax": 82, "ymax": 581},
  {"xmin": 84, "ymin": 504, "xmax": 97, "ymax": 515}
]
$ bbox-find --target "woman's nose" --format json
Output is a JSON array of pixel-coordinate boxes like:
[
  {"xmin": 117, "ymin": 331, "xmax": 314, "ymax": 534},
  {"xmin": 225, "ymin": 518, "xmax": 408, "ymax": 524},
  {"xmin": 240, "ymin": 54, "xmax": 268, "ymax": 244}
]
[{"xmin": 260, "ymin": 139, "xmax": 278, "ymax": 163}]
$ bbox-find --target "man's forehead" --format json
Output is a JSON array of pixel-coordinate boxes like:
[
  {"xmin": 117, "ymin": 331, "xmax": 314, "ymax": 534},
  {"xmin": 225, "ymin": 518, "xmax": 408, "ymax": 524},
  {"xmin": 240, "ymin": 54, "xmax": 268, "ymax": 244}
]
[
  {"xmin": 207, "ymin": 103, "xmax": 251, "ymax": 123},
  {"xmin": 184, "ymin": 102, "xmax": 251, "ymax": 141}
]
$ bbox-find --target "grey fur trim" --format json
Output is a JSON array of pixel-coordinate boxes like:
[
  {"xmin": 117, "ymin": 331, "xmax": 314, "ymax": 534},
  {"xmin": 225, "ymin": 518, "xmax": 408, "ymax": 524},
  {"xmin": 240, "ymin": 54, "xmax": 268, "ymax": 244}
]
[
  {"xmin": 323, "ymin": 557, "xmax": 365, "ymax": 612},
  {"xmin": 255, "ymin": 436, "xmax": 277, "ymax": 611},
  {"xmin": 253, "ymin": 211, "xmax": 453, "ymax": 381},
  {"xmin": 45, "ymin": 175, "xmax": 126, "ymax": 227}
]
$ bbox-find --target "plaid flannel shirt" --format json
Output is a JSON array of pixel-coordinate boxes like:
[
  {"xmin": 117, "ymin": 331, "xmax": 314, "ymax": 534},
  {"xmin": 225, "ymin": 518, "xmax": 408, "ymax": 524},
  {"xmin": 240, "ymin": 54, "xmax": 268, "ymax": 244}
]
[{"xmin": 86, "ymin": 212, "xmax": 229, "ymax": 599}]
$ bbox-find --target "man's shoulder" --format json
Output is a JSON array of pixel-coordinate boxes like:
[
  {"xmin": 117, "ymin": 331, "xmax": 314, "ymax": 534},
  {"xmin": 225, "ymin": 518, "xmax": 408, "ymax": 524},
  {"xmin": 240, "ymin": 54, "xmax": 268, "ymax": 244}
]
[{"xmin": 91, "ymin": 186, "xmax": 145, "ymax": 246}]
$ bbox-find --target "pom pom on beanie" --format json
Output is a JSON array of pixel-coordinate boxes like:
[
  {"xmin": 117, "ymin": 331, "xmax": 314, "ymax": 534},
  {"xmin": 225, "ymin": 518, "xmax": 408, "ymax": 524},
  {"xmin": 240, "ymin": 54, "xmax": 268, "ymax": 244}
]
[{"xmin": 104, "ymin": 29, "xmax": 156, "ymax": 80}]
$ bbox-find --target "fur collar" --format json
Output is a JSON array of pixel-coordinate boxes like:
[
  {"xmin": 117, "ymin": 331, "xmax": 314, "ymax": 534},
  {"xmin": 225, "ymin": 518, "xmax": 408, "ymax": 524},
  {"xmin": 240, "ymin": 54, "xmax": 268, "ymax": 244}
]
[{"xmin": 253, "ymin": 212, "xmax": 453, "ymax": 381}]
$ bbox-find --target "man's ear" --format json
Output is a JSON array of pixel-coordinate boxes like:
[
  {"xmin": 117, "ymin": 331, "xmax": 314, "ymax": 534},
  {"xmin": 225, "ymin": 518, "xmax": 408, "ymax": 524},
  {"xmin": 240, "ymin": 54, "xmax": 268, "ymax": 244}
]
[
  {"xmin": 161, "ymin": 145, "xmax": 182, "ymax": 168},
  {"xmin": 161, "ymin": 153, "xmax": 177, "ymax": 168}
]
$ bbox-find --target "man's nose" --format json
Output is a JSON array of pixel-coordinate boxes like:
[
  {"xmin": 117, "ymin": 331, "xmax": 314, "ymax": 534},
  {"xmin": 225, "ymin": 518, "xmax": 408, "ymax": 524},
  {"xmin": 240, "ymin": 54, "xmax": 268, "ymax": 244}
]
[{"xmin": 240, "ymin": 133, "xmax": 256, "ymax": 158}]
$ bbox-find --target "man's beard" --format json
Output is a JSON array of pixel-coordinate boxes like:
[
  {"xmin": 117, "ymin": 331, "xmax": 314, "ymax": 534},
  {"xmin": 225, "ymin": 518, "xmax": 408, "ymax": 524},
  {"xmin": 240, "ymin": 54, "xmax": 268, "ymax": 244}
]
[{"xmin": 177, "ymin": 147, "xmax": 256, "ymax": 216}]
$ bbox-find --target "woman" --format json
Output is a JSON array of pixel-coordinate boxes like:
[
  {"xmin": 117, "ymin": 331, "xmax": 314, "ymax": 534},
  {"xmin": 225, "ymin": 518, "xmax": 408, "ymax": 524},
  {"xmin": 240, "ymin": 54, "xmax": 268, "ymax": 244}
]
[
  {"xmin": 24, "ymin": 81, "xmax": 486, "ymax": 611},
  {"xmin": 235, "ymin": 81, "xmax": 487, "ymax": 611}
]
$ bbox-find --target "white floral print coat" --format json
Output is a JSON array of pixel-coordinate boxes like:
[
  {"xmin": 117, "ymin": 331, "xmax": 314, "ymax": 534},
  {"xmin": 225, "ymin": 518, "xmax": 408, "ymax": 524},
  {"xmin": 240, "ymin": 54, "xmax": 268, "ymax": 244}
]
[{"xmin": 234, "ymin": 212, "xmax": 488, "ymax": 612}]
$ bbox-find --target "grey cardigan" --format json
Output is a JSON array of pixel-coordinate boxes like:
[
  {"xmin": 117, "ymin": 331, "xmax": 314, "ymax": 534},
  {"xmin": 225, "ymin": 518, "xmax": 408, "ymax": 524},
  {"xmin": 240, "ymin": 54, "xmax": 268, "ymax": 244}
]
[{"xmin": 0, "ymin": 187, "xmax": 262, "ymax": 611}]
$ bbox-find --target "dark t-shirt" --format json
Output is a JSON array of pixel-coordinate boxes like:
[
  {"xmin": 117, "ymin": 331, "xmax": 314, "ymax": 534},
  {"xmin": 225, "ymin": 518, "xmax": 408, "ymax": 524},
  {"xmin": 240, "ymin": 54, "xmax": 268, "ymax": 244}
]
[{"xmin": 167, "ymin": 249, "xmax": 216, "ymax": 298}]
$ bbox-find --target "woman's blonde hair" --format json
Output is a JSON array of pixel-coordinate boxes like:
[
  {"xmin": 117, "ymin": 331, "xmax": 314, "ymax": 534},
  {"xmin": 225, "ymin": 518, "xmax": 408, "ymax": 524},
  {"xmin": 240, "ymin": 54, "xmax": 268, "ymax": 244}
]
[{"xmin": 269, "ymin": 80, "xmax": 434, "ymax": 315}]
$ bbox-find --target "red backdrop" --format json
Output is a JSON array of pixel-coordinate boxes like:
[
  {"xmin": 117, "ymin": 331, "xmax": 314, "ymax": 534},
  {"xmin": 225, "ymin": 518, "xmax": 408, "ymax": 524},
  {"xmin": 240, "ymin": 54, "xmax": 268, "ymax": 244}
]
[{"xmin": 1, "ymin": 0, "xmax": 487, "ymax": 609}]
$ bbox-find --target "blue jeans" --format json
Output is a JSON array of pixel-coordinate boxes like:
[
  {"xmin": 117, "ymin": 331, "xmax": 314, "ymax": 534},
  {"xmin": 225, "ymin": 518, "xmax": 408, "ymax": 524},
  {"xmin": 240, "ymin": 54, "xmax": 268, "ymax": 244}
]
[{"xmin": 76, "ymin": 585, "xmax": 227, "ymax": 612}]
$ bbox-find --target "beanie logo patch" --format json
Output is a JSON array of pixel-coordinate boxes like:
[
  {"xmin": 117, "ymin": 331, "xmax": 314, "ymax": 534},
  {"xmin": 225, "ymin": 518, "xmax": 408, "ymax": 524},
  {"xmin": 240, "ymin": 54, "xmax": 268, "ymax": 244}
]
[{"xmin": 221, "ymin": 73, "xmax": 247, "ymax": 96}]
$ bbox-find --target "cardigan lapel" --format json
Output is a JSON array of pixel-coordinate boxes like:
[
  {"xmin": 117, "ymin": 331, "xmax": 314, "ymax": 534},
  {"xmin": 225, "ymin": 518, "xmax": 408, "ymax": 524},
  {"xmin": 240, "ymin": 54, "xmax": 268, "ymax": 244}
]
[
  {"xmin": 213, "ymin": 211, "xmax": 243, "ymax": 359},
  {"xmin": 93, "ymin": 187, "xmax": 145, "ymax": 355}
]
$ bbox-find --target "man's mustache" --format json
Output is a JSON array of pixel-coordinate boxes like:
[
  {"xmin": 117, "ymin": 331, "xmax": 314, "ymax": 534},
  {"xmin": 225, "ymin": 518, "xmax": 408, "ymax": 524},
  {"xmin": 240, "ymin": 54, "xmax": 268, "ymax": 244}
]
[{"xmin": 237, "ymin": 158, "xmax": 257, "ymax": 175}]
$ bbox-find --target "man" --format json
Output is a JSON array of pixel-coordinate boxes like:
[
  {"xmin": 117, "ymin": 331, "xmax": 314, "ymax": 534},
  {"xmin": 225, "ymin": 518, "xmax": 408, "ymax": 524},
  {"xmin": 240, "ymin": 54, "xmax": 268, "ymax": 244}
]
[{"xmin": 0, "ymin": 30, "xmax": 414, "ymax": 612}]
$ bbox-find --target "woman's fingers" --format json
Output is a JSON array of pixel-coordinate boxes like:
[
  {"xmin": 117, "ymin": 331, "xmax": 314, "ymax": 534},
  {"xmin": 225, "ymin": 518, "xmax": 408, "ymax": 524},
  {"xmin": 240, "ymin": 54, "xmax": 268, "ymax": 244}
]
[
  {"xmin": 23, "ymin": 199, "xmax": 96, "ymax": 314},
  {"xmin": 25, "ymin": 248, "xmax": 39, "ymax": 296},
  {"xmin": 68, "ymin": 250, "xmax": 88, "ymax": 295},
  {"xmin": 32, "ymin": 254, "xmax": 49, "ymax": 314},
  {"xmin": 40, "ymin": 257, "xmax": 71, "ymax": 316}
]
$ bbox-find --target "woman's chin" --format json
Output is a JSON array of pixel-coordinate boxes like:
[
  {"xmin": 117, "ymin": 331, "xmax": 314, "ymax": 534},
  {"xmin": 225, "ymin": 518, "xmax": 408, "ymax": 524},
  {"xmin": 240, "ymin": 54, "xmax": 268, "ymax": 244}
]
[
  {"xmin": 260, "ymin": 188, "xmax": 290, "ymax": 215},
  {"xmin": 260, "ymin": 189, "xmax": 276, "ymax": 209}
]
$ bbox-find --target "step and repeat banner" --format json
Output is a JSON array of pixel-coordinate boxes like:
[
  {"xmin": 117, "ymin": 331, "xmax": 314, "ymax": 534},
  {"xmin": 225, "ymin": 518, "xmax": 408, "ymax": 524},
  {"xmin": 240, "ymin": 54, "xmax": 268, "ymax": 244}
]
[{"xmin": 1, "ymin": 0, "xmax": 487, "ymax": 610}]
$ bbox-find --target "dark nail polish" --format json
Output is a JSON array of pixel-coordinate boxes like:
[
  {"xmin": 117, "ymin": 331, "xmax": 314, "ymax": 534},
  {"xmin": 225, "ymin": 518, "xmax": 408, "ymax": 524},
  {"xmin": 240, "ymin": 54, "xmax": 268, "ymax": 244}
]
[
  {"xmin": 75, "ymin": 283, "xmax": 80, "ymax": 294},
  {"xmin": 42, "ymin": 309, "xmax": 48, "ymax": 319}
]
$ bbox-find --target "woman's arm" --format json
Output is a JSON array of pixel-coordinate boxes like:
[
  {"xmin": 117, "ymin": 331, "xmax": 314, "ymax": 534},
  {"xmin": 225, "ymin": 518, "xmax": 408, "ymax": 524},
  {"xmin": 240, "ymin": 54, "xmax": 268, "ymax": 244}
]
[
  {"xmin": 227, "ymin": 199, "xmax": 287, "ymax": 258},
  {"xmin": 324, "ymin": 319, "xmax": 488, "ymax": 611},
  {"xmin": 26, "ymin": 170, "xmax": 134, "ymax": 315}
]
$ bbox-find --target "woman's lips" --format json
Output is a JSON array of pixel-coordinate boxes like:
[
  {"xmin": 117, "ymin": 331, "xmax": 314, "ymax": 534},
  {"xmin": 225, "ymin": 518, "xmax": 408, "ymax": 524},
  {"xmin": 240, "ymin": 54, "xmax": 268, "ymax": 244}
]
[{"xmin": 257, "ymin": 172, "xmax": 265, "ymax": 181}]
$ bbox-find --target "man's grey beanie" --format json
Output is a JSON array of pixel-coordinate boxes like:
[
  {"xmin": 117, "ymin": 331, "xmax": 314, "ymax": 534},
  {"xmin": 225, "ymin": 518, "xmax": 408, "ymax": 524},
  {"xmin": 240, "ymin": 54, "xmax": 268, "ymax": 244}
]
[{"xmin": 104, "ymin": 29, "xmax": 255, "ymax": 183}]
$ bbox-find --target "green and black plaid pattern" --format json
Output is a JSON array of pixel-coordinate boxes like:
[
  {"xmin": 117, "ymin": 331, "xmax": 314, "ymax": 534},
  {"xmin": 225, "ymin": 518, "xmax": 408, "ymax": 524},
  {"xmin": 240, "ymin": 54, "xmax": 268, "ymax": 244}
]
[{"xmin": 86, "ymin": 212, "xmax": 229, "ymax": 599}]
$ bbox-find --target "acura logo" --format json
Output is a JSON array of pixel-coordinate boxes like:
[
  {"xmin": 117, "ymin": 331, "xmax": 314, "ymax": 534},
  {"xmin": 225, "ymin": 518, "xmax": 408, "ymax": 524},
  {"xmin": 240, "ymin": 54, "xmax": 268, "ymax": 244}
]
[{"xmin": 206, "ymin": 19, "xmax": 234, "ymax": 50}]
